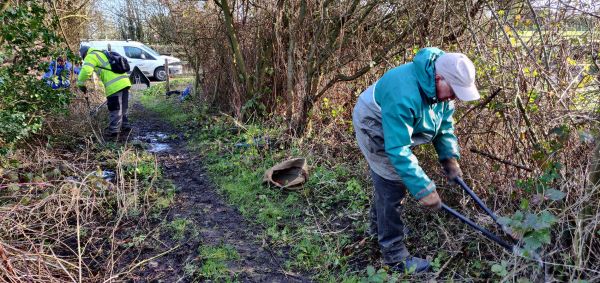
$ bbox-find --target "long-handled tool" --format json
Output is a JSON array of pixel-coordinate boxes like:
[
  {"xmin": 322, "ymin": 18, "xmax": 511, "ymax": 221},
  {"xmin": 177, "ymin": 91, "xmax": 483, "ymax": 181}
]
[
  {"xmin": 89, "ymin": 100, "xmax": 107, "ymax": 116},
  {"xmin": 442, "ymin": 177, "xmax": 544, "ymax": 267},
  {"xmin": 80, "ymin": 89, "xmax": 105, "ymax": 117}
]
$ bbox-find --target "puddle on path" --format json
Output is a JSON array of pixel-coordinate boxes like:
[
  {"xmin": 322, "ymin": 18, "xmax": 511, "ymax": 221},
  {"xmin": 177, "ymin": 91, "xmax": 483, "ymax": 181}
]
[
  {"xmin": 90, "ymin": 170, "xmax": 115, "ymax": 181},
  {"xmin": 134, "ymin": 131, "xmax": 172, "ymax": 153},
  {"xmin": 147, "ymin": 143, "xmax": 170, "ymax": 153}
]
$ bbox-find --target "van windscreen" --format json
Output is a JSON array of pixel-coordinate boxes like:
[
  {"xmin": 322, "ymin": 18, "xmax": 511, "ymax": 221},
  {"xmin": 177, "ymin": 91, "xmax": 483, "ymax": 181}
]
[{"xmin": 141, "ymin": 45, "xmax": 161, "ymax": 57}]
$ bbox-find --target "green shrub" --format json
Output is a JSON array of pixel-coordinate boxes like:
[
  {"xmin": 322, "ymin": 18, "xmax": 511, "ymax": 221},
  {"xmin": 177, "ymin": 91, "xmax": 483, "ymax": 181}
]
[{"xmin": 0, "ymin": 1, "xmax": 71, "ymax": 152}]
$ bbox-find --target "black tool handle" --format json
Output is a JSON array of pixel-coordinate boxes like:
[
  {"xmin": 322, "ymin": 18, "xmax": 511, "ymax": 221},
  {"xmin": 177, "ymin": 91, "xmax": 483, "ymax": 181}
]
[
  {"xmin": 441, "ymin": 203, "xmax": 514, "ymax": 252},
  {"xmin": 455, "ymin": 177, "xmax": 499, "ymax": 222},
  {"xmin": 454, "ymin": 177, "xmax": 517, "ymax": 242}
]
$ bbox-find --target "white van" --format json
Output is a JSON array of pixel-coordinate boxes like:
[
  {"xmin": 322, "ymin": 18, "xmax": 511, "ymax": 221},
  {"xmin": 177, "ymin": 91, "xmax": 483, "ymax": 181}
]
[{"xmin": 80, "ymin": 40, "xmax": 183, "ymax": 81}]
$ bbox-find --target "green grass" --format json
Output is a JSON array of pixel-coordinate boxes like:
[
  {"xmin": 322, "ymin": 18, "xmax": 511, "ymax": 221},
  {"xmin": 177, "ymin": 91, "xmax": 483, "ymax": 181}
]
[
  {"xmin": 138, "ymin": 94, "xmax": 190, "ymax": 126},
  {"xmin": 197, "ymin": 245, "xmax": 240, "ymax": 281},
  {"xmin": 189, "ymin": 122, "xmax": 376, "ymax": 280},
  {"xmin": 167, "ymin": 218, "xmax": 196, "ymax": 240},
  {"xmin": 137, "ymin": 86, "xmax": 398, "ymax": 280},
  {"xmin": 138, "ymin": 77, "xmax": 196, "ymax": 126},
  {"xmin": 143, "ymin": 78, "xmax": 195, "ymax": 96}
]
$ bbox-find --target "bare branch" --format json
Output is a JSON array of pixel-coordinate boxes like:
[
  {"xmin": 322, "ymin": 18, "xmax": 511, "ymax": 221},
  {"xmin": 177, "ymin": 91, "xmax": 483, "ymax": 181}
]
[
  {"xmin": 558, "ymin": 0, "xmax": 600, "ymax": 19},
  {"xmin": 470, "ymin": 147, "xmax": 533, "ymax": 172}
]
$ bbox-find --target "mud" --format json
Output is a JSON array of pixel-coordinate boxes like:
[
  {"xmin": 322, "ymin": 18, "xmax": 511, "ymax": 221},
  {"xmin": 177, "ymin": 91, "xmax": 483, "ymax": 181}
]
[{"xmin": 122, "ymin": 102, "xmax": 310, "ymax": 282}]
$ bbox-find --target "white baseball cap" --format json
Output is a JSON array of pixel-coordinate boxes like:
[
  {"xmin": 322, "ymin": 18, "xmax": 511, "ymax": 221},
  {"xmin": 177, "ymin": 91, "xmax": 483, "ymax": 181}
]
[{"xmin": 435, "ymin": 53, "xmax": 480, "ymax": 101}]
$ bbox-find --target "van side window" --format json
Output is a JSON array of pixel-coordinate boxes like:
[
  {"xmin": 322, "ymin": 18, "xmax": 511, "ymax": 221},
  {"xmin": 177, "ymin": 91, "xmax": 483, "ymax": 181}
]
[{"xmin": 124, "ymin": 46, "xmax": 155, "ymax": 60}]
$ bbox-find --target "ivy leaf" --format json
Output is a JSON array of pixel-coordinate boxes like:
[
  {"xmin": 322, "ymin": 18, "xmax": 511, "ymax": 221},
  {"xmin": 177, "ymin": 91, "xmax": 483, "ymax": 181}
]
[
  {"xmin": 544, "ymin": 189, "xmax": 566, "ymax": 201},
  {"xmin": 372, "ymin": 270, "xmax": 387, "ymax": 282},
  {"xmin": 578, "ymin": 130, "xmax": 594, "ymax": 143}
]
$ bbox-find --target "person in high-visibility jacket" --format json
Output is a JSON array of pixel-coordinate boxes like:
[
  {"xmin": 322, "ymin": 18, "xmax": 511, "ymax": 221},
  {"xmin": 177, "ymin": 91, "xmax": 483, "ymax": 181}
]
[
  {"xmin": 42, "ymin": 56, "xmax": 72, "ymax": 89},
  {"xmin": 77, "ymin": 45, "xmax": 132, "ymax": 138}
]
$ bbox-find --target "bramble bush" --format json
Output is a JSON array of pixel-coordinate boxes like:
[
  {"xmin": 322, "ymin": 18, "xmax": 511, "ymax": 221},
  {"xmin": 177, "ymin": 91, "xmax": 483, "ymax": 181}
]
[{"xmin": 0, "ymin": 1, "xmax": 72, "ymax": 153}]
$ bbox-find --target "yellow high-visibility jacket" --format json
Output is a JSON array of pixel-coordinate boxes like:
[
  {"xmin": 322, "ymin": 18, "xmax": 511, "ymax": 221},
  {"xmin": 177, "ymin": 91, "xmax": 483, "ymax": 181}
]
[{"xmin": 77, "ymin": 48, "xmax": 131, "ymax": 96}]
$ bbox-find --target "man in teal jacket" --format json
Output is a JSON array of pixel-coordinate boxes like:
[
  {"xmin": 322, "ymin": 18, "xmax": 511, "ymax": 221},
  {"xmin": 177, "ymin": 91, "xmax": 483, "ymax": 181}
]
[{"xmin": 352, "ymin": 47, "xmax": 480, "ymax": 272}]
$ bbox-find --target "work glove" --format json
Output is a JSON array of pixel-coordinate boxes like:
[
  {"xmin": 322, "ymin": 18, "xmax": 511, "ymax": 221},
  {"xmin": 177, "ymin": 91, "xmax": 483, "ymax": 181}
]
[
  {"xmin": 419, "ymin": 190, "xmax": 441, "ymax": 210},
  {"xmin": 441, "ymin": 158, "xmax": 462, "ymax": 184},
  {"xmin": 78, "ymin": 85, "xmax": 87, "ymax": 94}
]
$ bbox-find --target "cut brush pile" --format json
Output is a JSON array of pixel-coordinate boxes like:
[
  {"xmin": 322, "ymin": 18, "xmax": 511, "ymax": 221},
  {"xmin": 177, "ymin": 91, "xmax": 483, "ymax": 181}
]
[{"xmin": 0, "ymin": 142, "xmax": 168, "ymax": 282}]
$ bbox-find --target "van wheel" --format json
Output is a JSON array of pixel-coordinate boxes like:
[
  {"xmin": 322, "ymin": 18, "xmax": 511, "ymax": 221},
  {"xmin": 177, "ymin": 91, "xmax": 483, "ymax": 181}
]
[{"xmin": 154, "ymin": 67, "xmax": 167, "ymax": 81}]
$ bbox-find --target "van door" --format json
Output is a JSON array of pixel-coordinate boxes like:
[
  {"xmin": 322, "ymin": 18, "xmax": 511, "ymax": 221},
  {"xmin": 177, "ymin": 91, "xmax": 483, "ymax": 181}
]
[{"xmin": 123, "ymin": 46, "xmax": 156, "ymax": 77}]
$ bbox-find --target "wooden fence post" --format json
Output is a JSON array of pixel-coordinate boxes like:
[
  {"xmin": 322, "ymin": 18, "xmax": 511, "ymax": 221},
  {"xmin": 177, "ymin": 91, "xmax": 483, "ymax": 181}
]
[{"xmin": 165, "ymin": 58, "xmax": 170, "ymax": 92}]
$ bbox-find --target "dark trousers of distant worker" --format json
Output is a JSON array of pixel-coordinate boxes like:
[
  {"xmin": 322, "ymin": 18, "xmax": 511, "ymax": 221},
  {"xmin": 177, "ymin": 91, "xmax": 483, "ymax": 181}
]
[
  {"xmin": 106, "ymin": 87, "xmax": 130, "ymax": 134},
  {"xmin": 369, "ymin": 169, "xmax": 411, "ymax": 264}
]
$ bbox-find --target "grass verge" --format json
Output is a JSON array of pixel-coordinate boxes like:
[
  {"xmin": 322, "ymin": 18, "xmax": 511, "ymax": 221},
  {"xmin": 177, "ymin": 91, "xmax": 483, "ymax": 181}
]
[
  {"xmin": 139, "ymin": 82, "xmax": 600, "ymax": 282},
  {"xmin": 139, "ymin": 86, "xmax": 417, "ymax": 281}
]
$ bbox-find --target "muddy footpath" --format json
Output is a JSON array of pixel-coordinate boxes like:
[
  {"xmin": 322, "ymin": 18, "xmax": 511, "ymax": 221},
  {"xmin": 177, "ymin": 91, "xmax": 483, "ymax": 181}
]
[{"xmin": 119, "ymin": 101, "xmax": 310, "ymax": 282}]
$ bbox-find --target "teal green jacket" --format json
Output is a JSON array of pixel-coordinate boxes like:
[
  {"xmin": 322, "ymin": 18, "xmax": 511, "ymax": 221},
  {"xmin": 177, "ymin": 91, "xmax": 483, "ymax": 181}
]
[{"xmin": 374, "ymin": 47, "xmax": 460, "ymax": 199}]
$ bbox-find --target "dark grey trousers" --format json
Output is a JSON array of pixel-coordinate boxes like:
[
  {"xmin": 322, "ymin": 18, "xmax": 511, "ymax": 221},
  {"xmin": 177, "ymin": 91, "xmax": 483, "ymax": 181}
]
[
  {"xmin": 370, "ymin": 169, "xmax": 410, "ymax": 264},
  {"xmin": 106, "ymin": 88, "xmax": 130, "ymax": 134}
]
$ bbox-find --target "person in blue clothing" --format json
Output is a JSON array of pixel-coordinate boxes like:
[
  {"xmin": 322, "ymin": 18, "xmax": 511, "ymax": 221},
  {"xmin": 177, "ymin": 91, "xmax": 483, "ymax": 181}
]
[
  {"xmin": 352, "ymin": 47, "xmax": 480, "ymax": 273},
  {"xmin": 42, "ymin": 56, "xmax": 72, "ymax": 89}
]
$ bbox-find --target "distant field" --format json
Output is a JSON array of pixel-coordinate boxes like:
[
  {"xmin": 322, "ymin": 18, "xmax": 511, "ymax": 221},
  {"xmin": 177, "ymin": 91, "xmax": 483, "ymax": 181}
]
[{"xmin": 517, "ymin": 30, "xmax": 600, "ymax": 42}]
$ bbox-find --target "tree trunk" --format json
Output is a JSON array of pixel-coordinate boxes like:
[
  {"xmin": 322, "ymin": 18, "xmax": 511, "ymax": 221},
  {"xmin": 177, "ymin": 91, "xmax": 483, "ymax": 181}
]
[
  {"xmin": 194, "ymin": 60, "xmax": 202, "ymax": 99},
  {"xmin": 293, "ymin": 94, "xmax": 314, "ymax": 137},
  {"xmin": 285, "ymin": 33, "xmax": 295, "ymax": 125},
  {"xmin": 215, "ymin": 0, "xmax": 249, "ymax": 92},
  {"xmin": 285, "ymin": 0, "xmax": 306, "ymax": 127}
]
